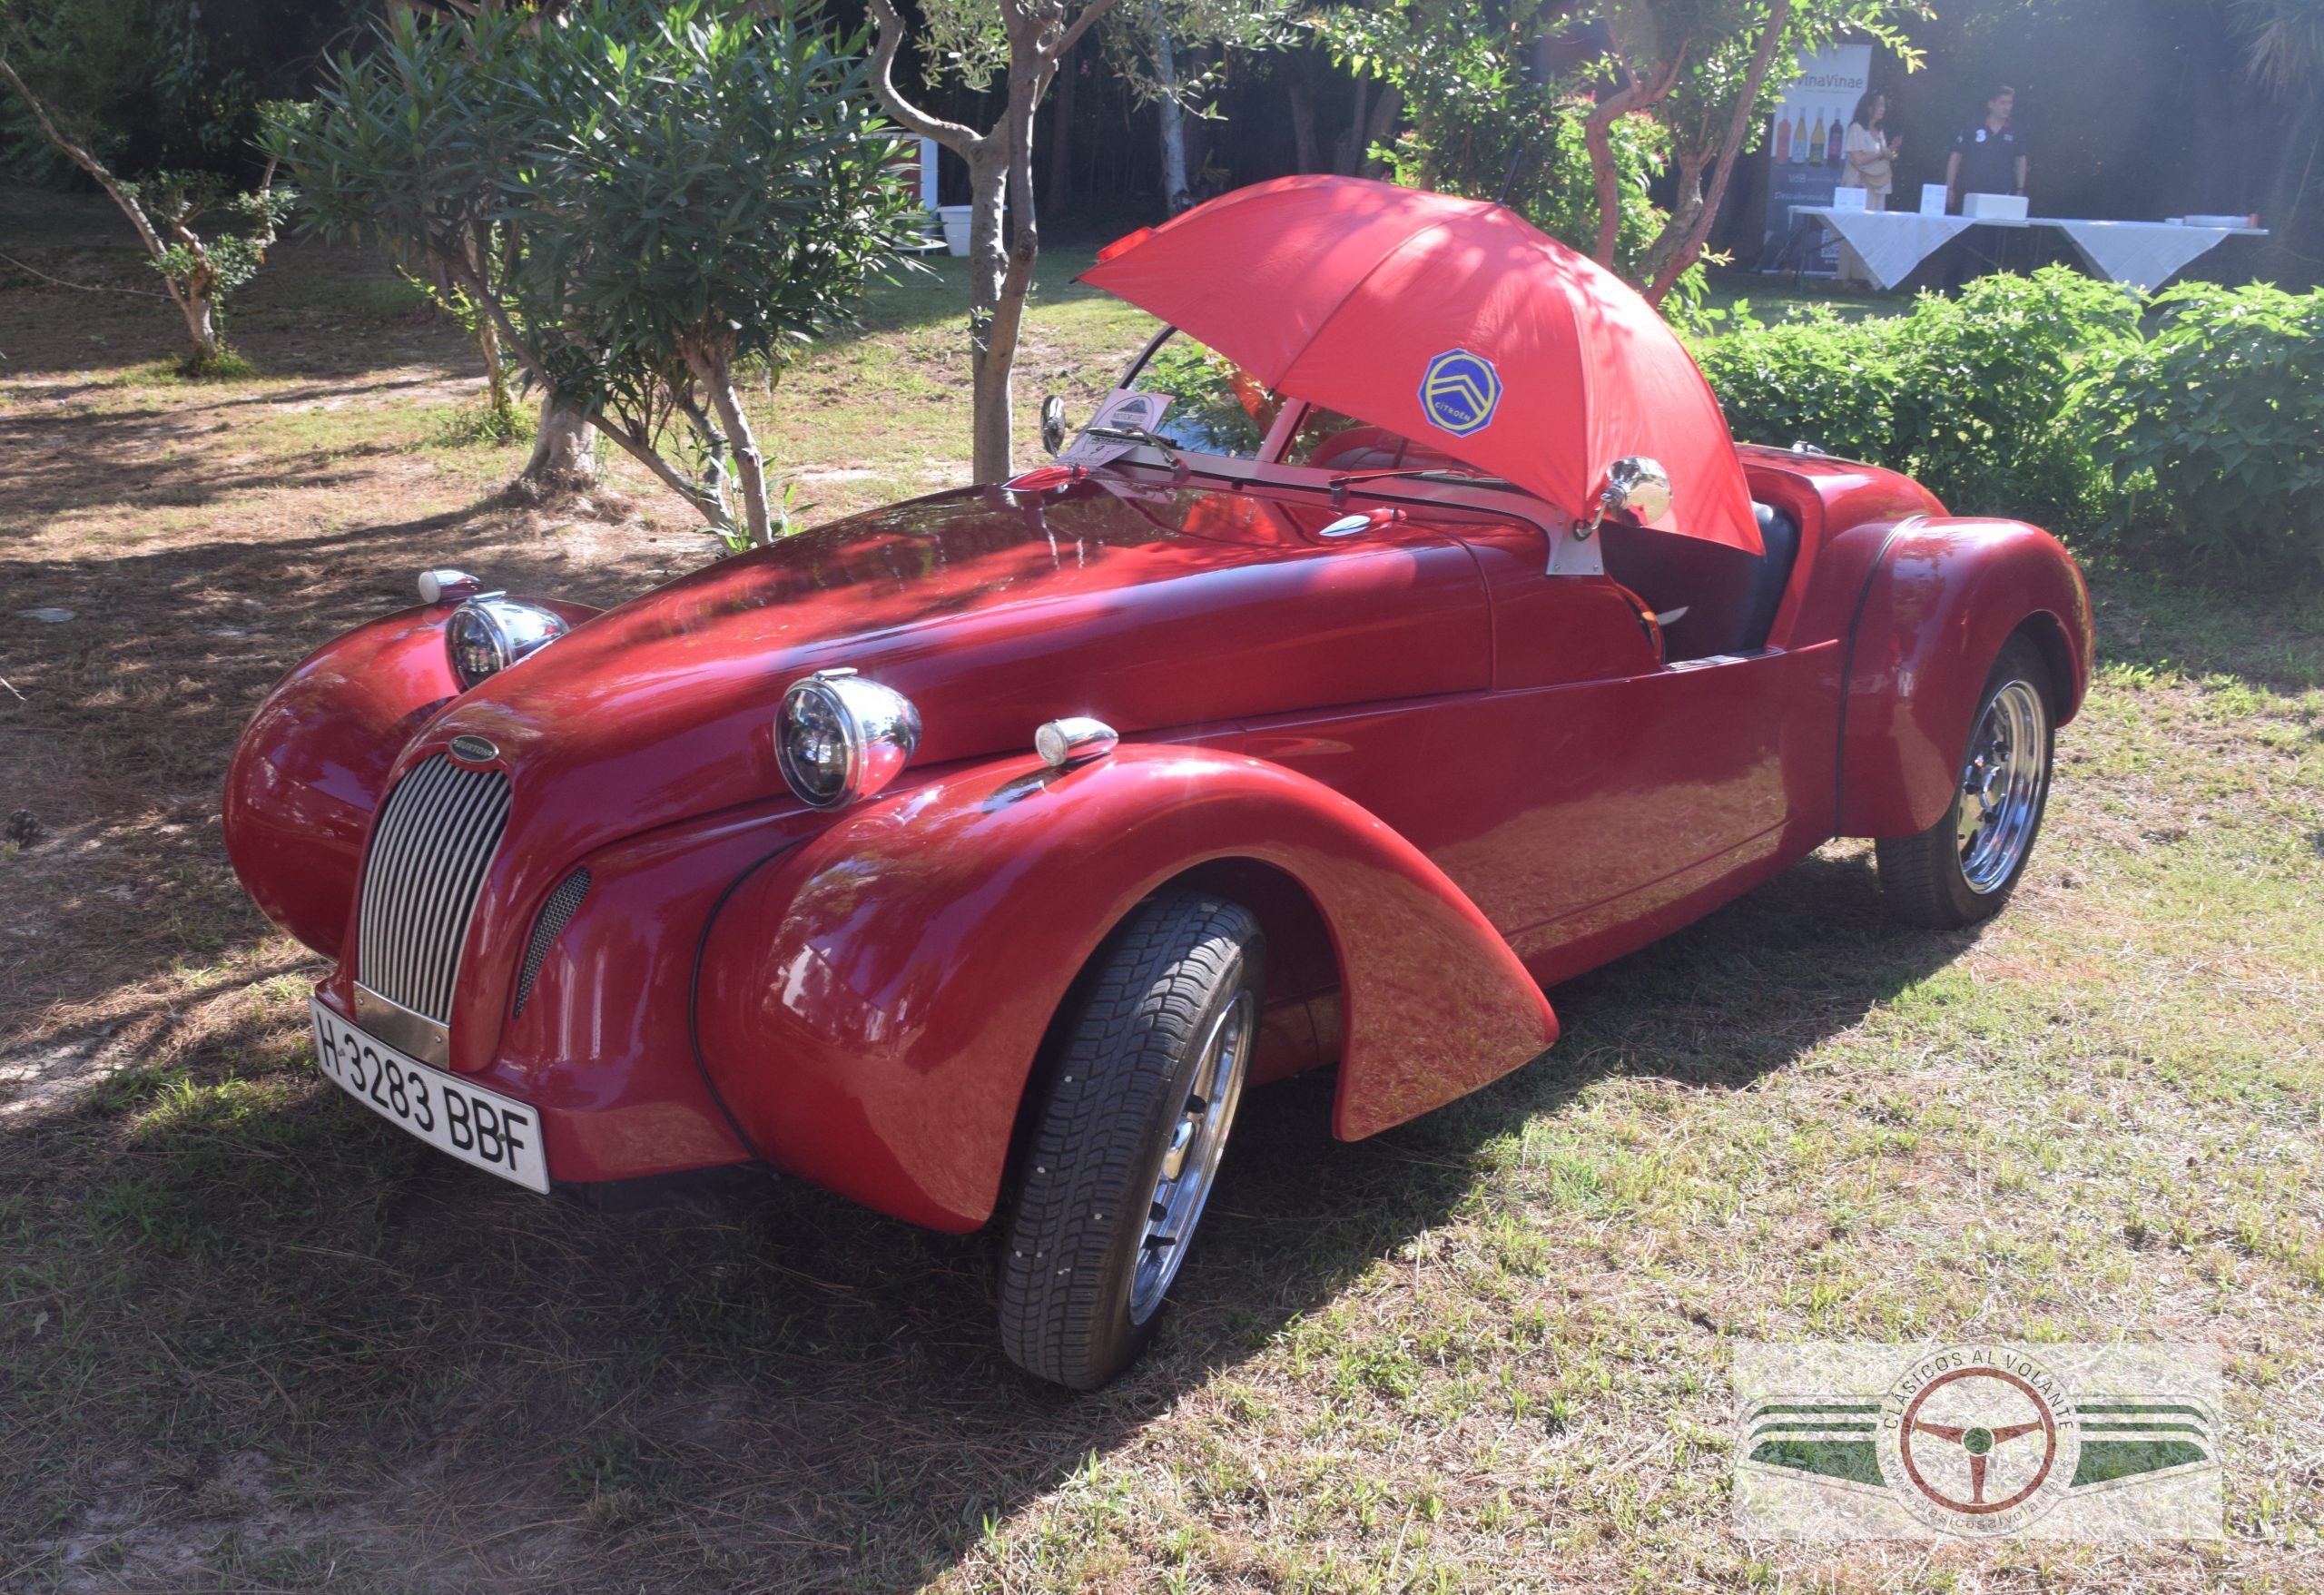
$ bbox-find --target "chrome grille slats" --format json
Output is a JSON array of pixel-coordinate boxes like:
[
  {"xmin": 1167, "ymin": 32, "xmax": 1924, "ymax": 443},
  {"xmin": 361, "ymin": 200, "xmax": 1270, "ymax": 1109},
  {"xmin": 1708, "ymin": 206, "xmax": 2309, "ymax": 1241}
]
[{"xmin": 355, "ymin": 753, "xmax": 513, "ymax": 1025}]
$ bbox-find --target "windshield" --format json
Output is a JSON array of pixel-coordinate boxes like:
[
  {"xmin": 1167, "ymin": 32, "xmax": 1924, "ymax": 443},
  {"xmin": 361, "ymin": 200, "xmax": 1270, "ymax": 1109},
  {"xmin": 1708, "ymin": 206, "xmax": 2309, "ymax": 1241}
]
[
  {"xmin": 1120, "ymin": 330, "xmax": 1282, "ymax": 458},
  {"xmin": 1101, "ymin": 329, "xmax": 1493, "ymax": 482}
]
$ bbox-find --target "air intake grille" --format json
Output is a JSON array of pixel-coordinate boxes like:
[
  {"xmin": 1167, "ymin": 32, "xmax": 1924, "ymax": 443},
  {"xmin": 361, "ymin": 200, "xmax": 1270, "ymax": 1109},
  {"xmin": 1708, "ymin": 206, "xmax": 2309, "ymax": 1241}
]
[
  {"xmin": 514, "ymin": 869, "xmax": 590, "ymax": 1016},
  {"xmin": 355, "ymin": 753, "xmax": 511, "ymax": 1024}
]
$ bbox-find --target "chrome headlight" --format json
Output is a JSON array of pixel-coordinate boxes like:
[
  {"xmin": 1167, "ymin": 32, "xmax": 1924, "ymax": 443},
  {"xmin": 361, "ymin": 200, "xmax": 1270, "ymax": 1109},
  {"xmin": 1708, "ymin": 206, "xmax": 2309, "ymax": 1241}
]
[
  {"xmin": 776, "ymin": 668, "xmax": 921, "ymax": 809},
  {"xmin": 448, "ymin": 596, "xmax": 569, "ymax": 690}
]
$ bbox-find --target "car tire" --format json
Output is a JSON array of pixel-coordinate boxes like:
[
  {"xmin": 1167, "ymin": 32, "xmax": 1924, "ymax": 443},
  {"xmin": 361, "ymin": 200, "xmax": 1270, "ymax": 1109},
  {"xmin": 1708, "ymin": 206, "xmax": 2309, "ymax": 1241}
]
[
  {"xmin": 1876, "ymin": 635, "xmax": 2057, "ymax": 930},
  {"xmin": 998, "ymin": 891, "xmax": 1265, "ymax": 1390}
]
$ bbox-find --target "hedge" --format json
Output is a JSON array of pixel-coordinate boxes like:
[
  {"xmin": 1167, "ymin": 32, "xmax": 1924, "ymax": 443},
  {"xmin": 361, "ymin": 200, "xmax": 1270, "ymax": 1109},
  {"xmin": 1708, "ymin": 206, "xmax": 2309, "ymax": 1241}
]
[{"xmin": 1695, "ymin": 269, "xmax": 2323, "ymax": 576}]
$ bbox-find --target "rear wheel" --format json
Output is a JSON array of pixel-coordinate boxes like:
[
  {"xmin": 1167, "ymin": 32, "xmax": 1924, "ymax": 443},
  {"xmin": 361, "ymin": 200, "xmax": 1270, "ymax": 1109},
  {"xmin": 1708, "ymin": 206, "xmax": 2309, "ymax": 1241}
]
[
  {"xmin": 1876, "ymin": 635, "xmax": 2056, "ymax": 929},
  {"xmin": 999, "ymin": 891, "xmax": 1264, "ymax": 1390}
]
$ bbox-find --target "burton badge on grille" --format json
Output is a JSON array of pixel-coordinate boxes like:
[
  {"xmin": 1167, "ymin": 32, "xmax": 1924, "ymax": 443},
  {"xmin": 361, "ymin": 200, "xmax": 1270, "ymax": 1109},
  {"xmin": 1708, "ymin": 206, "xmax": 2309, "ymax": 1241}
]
[{"xmin": 448, "ymin": 734, "xmax": 500, "ymax": 765}]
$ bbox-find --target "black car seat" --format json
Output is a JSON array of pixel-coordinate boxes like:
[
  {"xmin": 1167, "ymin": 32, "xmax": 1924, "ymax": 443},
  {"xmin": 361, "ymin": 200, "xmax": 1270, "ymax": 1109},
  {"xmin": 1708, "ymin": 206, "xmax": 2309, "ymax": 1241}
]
[{"xmin": 1599, "ymin": 501, "xmax": 1801, "ymax": 661}]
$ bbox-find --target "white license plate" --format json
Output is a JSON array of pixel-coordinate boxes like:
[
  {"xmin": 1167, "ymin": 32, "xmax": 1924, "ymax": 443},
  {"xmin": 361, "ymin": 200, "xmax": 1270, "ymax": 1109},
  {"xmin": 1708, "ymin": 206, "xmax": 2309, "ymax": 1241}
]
[{"xmin": 309, "ymin": 997, "xmax": 549, "ymax": 1193}]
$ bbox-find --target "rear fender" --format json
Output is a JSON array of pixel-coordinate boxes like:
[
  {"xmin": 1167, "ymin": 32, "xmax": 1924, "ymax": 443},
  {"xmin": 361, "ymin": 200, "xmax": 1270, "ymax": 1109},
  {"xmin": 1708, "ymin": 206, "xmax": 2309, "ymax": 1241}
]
[
  {"xmin": 1838, "ymin": 518, "xmax": 2093, "ymax": 838},
  {"xmin": 222, "ymin": 600, "xmax": 600, "ymax": 957},
  {"xmin": 694, "ymin": 744, "xmax": 1558, "ymax": 1232}
]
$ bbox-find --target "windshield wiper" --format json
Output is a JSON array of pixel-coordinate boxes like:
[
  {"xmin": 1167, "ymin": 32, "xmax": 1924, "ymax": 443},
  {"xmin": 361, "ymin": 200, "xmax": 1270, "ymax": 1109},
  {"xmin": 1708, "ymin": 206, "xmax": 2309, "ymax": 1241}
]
[
  {"xmin": 1082, "ymin": 423, "xmax": 1194, "ymax": 483},
  {"xmin": 1327, "ymin": 466, "xmax": 1514, "ymax": 507}
]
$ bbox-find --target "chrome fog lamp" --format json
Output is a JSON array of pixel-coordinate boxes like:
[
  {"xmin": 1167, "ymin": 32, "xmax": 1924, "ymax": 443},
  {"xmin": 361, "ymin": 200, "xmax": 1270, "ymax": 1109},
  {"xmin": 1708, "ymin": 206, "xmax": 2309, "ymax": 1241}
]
[
  {"xmin": 447, "ymin": 596, "xmax": 570, "ymax": 690},
  {"xmin": 777, "ymin": 668, "xmax": 921, "ymax": 809}
]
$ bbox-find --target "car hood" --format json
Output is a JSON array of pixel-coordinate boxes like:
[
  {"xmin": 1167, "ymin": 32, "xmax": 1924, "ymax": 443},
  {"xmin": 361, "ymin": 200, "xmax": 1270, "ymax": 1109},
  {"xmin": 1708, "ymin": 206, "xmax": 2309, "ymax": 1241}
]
[{"xmin": 419, "ymin": 473, "xmax": 1492, "ymax": 867}]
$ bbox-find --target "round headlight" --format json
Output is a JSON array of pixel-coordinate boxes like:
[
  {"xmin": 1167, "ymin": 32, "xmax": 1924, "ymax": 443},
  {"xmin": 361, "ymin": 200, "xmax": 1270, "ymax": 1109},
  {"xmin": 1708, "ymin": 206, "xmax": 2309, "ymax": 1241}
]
[
  {"xmin": 447, "ymin": 596, "xmax": 570, "ymax": 690},
  {"xmin": 777, "ymin": 669, "xmax": 921, "ymax": 809}
]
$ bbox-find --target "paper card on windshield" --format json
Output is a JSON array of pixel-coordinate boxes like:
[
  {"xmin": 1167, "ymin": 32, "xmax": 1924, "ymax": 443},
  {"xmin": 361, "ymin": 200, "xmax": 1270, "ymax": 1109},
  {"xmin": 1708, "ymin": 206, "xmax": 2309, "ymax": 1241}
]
[{"xmin": 1059, "ymin": 389, "xmax": 1176, "ymax": 467}]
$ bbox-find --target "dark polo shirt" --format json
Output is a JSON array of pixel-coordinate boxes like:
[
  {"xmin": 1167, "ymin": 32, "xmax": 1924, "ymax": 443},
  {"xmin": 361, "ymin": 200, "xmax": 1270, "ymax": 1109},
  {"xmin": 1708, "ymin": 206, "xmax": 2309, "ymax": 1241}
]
[{"xmin": 1952, "ymin": 119, "xmax": 2027, "ymax": 194}]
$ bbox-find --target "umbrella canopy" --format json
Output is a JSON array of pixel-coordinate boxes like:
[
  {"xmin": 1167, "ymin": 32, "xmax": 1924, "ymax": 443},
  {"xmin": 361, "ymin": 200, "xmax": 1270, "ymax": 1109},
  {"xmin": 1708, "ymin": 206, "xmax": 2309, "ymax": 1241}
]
[{"xmin": 1080, "ymin": 175, "xmax": 1763, "ymax": 556}]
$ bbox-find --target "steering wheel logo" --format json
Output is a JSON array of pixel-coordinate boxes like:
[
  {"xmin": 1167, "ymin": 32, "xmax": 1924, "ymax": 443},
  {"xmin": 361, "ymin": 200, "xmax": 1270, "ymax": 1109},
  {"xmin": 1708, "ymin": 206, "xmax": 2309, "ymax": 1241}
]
[{"xmin": 1877, "ymin": 1348, "xmax": 2080, "ymax": 1534}]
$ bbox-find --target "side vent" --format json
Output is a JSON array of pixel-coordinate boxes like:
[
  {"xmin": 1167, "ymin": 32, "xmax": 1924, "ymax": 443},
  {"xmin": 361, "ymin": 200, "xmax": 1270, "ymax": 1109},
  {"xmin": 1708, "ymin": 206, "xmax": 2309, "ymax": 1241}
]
[{"xmin": 513, "ymin": 868, "xmax": 591, "ymax": 1017}]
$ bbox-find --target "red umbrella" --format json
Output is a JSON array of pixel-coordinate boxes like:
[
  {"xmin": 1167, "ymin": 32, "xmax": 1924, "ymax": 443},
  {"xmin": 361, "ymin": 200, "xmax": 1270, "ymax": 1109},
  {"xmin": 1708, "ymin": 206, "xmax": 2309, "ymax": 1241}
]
[{"xmin": 1081, "ymin": 175, "xmax": 1763, "ymax": 556}]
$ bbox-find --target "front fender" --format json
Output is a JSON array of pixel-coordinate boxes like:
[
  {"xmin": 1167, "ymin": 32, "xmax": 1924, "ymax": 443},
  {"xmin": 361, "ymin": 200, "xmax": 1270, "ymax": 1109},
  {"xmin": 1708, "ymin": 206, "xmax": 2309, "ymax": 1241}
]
[
  {"xmin": 222, "ymin": 599, "xmax": 600, "ymax": 957},
  {"xmin": 1839, "ymin": 518, "xmax": 2093, "ymax": 838},
  {"xmin": 694, "ymin": 744, "xmax": 1558, "ymax": 1232},
  {"xmin": 224, "ymin": 609, "xmax": 464, "ymax": 957}
]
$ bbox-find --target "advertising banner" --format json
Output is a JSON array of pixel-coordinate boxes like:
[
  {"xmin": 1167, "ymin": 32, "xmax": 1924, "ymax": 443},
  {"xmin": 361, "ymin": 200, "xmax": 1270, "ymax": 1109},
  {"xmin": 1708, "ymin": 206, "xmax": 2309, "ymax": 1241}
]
[{"xmin": 1759, "ymin": 44, "xmax": 1875, "ymax": 275}]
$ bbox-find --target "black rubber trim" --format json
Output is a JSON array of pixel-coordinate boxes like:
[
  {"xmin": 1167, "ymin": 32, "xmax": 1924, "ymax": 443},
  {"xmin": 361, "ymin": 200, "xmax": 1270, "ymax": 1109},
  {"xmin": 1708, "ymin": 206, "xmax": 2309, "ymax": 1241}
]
[
  {"xmin": 1831, "ymin": 517, "xmax": 1919, "ymax": 840},
  {"xmin": 685, "ymin": 842, "xmax": 800, "ymax": 1170}
]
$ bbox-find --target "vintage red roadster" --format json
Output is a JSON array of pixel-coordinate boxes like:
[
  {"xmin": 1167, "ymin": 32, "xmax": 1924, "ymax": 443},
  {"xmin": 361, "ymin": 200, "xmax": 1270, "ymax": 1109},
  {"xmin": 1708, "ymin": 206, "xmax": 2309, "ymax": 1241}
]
[{"xmin": 225, "ymin": 178, "xmax": 2092, "ymax": 1387}]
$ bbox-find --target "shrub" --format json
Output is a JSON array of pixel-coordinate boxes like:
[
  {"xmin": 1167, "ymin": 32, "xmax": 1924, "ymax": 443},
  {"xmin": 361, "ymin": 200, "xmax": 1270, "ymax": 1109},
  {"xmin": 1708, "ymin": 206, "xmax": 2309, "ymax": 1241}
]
[
  {"xmin": 2079, "ymin": 282, "xmax": 2324, "ymax": 576},
  {"xmin": 1886, "ymin": 270, "xmax": 2138, "ymax": 532},
  {"xmin": 1691, "ymin": 307, "xmax": 1902, "ymax": 467},
  {"xmin": 1699, "ymin": 267, "xmax": 2139, "ymax": 534}
]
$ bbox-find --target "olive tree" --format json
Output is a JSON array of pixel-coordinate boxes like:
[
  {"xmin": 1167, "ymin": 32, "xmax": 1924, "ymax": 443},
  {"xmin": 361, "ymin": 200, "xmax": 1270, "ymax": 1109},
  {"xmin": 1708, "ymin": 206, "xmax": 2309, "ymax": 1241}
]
[
  {"xmin": 867, "ymin": 0, "xmax": 1289, "ymax": 479},
  {"xmin": 281, "ymin": 0, "xmax": 921, "ymax": 544},
  {"xmin": 0, "ymin": 49, "xmax": 286, "ymax": 373}
]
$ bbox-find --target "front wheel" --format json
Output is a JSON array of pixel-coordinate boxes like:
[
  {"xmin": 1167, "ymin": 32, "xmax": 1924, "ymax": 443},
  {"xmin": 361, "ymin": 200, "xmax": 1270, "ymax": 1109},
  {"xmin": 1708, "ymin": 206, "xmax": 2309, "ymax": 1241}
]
[
  {"xmin": 1876, "ymin": 635, "xmax": 2056, "ymax": 929},
  {"xmin": 998, "ymin": 891, "xmax": 1264, "ymax": 1390}
]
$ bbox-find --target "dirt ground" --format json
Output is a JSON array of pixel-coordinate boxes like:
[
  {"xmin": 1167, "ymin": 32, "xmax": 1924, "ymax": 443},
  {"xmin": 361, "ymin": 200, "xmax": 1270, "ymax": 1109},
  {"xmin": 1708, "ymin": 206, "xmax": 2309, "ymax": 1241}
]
[{"xmin": 4, "ymin": 184, "xmax": 2323, "ymax": 1593}]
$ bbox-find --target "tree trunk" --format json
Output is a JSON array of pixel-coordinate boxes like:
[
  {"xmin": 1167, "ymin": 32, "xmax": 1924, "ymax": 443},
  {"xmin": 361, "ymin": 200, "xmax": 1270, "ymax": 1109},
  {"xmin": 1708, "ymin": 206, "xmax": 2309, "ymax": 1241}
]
[
  {"xmin": 1288, "ymin": 74, "xmax": 1319, "ymax": 174},
  {"xmin": 1149, "ymin": 0, "xmax": 1189, "ymax": 212},
  {"xmin": 1334, "ymin": 77, "xmax": 1370, "ymax": 175},
  {"xmin": 1046, "ymin": 41, "xmax": 1077, "ymax": 212},
  {"xmin": 965, "ymin": 144, "xmax": 1017, "ymax": 482},
  {"xmin": 1585, "ymin": 54, "xmax": 1687, "ymax": 270},
  {"xmin": 520, "ymin": 398, "xmax": 596, "ymax": 489},
  {"xmin": 1358, "ymin": 84, "xmax": 1402, "ymax": 178},
  {"xmin": 689, "ymin": 345, "xmax": 770, "ymax": 546},
  {"xmin": 182, "ymin": 286, "xmax": 221, "ymax": 369}
]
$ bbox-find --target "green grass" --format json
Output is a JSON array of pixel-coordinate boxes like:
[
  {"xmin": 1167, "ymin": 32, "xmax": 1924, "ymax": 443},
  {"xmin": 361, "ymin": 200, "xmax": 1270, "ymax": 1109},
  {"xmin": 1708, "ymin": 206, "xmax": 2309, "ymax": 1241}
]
[{"xmin": 3, "ymin": 212, "xmax": 2321, "ymax": 1590}]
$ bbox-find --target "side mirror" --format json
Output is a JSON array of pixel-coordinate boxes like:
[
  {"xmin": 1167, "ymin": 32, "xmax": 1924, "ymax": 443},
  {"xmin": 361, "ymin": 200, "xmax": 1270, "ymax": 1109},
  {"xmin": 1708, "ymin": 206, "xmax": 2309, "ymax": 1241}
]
[
  {"xmin": 1040, "ymin": 395, "xmax": 1068, "ymax": 457},
  {"xmin": 1578, "ymin": 456, "xmax": 1672, "ymax": 540}
]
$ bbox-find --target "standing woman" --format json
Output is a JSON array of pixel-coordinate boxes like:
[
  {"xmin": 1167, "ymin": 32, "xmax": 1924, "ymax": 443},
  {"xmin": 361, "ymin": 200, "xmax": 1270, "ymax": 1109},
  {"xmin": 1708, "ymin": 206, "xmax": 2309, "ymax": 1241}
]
[{"xmin": 1843, "ymin": 90, "xmax": 1900, "ymax": 210}]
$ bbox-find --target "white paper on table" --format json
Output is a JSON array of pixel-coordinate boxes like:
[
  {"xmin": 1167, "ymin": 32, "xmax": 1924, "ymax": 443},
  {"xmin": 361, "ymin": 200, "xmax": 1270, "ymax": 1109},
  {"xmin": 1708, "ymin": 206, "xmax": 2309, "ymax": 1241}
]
[
  {"xmin": 1809, "ymin": 210, "xmax": 1978, "ymax": 290},
  {"xmin": 1058, "ymin": 389, "xmax": 1177, "ymax": 467},
  {"xmin": 2050, "ymin": 221, "xmax": 2240, "ymax": 294}
]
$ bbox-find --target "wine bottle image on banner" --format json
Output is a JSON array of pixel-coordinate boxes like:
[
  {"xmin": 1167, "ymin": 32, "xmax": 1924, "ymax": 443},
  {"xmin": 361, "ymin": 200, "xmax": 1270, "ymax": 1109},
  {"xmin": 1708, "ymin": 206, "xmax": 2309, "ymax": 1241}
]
[
  {"xmin": 1809, "ymin": 113, "xmax": 1827, "ymax": 166},
  {"xmin": 1792, "ymin": 112, "xmax": 1810, "ymax": 162},
  {"xmin": 1827, "ymin": 117, "xmax": 1845, "ymax": 163},
  {"xmin": 1774, "ymin": 113, "xmax": 1791, "ymax": 162}
]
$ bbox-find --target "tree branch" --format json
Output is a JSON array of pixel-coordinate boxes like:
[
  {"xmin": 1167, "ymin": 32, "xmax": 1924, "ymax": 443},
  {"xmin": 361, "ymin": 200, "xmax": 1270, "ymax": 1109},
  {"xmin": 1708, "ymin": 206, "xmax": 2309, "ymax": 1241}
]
[
  {"xmin": 866, "ymin": 0, "xmax": 985, "ymax": 155},
  {"xmin": 1584, "ymin": 45, "xmax": 1687, "ymax": 267},
  {"xmin": 0, "ymin": 249, "xmax": 168, "ymax": 299},
  {"xmin": 0, "ymin": 51, "xmax": 182, "ymax": 309},
  {"xmin": 1646, "ymin": 0, "xmax": 1790, "ymax": 306},
  {"xmin": 1050, "ymin": 0, "xmax": 1130, "ymax": 63}
]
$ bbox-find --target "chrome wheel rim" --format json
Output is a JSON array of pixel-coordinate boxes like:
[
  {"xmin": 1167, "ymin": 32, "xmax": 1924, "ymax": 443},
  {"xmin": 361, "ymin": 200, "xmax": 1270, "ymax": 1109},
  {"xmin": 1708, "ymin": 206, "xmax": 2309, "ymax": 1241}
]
[
  {"xmin": 1957, "ymin": 680, "xmax": 2048, "ymax": 895},
  {"xmin": 1128, "ymin": 989, "xmax": 1254, "ymax": 1324}
]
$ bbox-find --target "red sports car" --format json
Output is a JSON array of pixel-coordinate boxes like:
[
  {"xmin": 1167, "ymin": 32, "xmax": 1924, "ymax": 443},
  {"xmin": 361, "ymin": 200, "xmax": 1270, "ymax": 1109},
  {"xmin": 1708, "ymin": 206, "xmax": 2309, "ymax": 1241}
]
[{"xmin": 224, "ymin": 179, "xmax": 2092, "ymax": 1387}]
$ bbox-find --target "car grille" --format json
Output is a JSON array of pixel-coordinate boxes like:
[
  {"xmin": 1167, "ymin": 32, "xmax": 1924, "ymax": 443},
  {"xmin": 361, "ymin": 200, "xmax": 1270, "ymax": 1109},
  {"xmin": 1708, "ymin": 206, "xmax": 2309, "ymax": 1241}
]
[{"xmin": 355, "ymin": 753, "xmax": 512, "ymax": 1025}]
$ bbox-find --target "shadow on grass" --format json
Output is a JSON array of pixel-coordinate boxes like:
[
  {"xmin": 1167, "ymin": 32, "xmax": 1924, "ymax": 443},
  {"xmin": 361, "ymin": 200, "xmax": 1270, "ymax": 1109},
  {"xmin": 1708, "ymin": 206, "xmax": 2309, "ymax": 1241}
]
[{"xmin": 0, "ymin": 841, "xmax": 1960, "ymax": 1591}]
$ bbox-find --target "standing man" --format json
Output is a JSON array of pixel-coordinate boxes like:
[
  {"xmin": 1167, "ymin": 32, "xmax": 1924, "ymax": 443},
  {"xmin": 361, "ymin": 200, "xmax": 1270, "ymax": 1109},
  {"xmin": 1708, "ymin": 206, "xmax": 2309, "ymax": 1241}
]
[
  {"xmin": 1946, "ymin": 84, "xmax": 2029, "ymax": 212},
  {"xmin": 1945, "ymin": 84, "xmax": 2030, "ymax": 288}
]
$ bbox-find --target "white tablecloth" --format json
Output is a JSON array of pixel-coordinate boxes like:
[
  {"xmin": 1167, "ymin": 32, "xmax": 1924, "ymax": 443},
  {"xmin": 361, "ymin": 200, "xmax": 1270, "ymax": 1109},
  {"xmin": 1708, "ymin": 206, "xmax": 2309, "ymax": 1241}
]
[
  {"xmin": 2049, "ymin": 220, "xmax": 2262, "ymax": 293},
  {"xmin": 1796, "ymin": 210, "xmax": 1976, "ymax": 290},
  {"xmin": 1792, "ymin": 208, "xmax": 2267, "ymax": 294}
]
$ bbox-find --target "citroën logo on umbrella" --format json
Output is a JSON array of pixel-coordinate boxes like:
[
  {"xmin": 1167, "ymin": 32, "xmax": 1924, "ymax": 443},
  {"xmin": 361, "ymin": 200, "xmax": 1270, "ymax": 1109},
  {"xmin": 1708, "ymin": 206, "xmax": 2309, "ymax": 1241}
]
[{"xmin": 1419, "ymin": 349, "xmax": 1502, "ymax": 437}]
